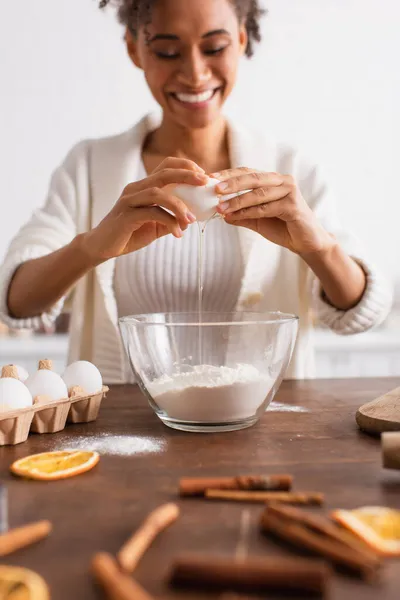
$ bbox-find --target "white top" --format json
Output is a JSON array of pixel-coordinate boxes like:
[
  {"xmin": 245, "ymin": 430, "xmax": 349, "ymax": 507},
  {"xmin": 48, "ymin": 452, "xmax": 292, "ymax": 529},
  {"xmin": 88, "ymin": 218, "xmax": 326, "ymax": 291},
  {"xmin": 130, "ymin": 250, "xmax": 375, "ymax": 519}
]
[
  {"xmin": 115, "ymin": 218, "xmax": 243, "ymax": 316},
  {"xmin": 114, "ymin": 215, "xmax": 244, "ymax": 370},
  {"xmin": 0, "ymin": 113, "xmax": 393, "ymax": 382}
]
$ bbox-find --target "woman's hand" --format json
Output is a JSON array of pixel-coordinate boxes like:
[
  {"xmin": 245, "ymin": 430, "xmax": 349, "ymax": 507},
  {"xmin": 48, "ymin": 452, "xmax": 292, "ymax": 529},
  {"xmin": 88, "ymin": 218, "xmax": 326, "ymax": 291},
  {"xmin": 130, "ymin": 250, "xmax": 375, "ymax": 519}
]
[
  {"xmin": 214, "ymin": 167, "xmax": 334, "ymax": 255},
  {"xmin": 83, "ymin": 158, "xmax": 207, "ymax": 263}
]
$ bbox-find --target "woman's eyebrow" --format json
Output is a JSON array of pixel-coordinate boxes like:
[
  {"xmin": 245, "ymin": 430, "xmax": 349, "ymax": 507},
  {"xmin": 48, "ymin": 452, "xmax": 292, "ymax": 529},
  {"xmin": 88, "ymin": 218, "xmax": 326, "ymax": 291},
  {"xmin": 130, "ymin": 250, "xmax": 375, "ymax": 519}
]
[
  {"xmin": 202, "ymin": 29, "xmax": 230, "ymax": 38},
  {"xmin": 148, "ymin": 34, "xmax": 179, "ymax": 42},
  {"xmin": 148, "ymin": 29, "xmax": 230, "ymax": 43}
]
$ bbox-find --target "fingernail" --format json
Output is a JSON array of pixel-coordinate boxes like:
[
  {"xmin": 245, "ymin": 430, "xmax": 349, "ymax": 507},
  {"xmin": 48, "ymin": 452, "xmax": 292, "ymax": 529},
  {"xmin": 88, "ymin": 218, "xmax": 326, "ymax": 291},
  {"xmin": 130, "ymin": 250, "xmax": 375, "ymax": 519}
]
[
  {"xmin": 217, "ymin": 182, "xmax": 229, "ymax": 192},
  {"xmin": 218, "ymin": 201, "xmax": 230, "ymax": 212},
  {"xmin": 211, "ymin": 172, "xmax": 220, "ymax": 178},
  {"xmin": 186, "ymin": 211, "xmax": 197, "ymax": 223},
  {"xmin": 196, "ymin": 174, "xmax": 208, "ymax": 183},
  {"xmin": 175, "ymin": 227, "xmax": 183, "ymax": 238}
]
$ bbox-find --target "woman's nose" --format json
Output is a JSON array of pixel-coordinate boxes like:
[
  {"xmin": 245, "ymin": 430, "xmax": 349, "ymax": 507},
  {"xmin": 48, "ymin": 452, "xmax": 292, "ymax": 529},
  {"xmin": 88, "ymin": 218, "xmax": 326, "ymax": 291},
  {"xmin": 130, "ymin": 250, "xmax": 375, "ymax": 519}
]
[{"xmin": 176, "ymin": 50, "xmax": 211, "ymax": 87}]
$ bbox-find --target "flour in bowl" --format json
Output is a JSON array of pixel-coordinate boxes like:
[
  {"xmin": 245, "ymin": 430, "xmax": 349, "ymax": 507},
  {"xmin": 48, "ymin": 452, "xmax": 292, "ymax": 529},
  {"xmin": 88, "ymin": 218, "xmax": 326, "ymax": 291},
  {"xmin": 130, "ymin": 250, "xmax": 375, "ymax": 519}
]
[{"xmin": 147, "ymin": 363, "xmax": 274, "ymax": 423}]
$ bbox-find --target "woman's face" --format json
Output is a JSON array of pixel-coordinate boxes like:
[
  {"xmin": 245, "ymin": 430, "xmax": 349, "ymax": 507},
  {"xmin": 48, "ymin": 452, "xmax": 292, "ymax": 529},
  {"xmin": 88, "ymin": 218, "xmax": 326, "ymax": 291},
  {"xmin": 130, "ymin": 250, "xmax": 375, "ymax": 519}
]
[{"xmin": 127, "ymin": 0, "xmax": 247, "ymax": 129}]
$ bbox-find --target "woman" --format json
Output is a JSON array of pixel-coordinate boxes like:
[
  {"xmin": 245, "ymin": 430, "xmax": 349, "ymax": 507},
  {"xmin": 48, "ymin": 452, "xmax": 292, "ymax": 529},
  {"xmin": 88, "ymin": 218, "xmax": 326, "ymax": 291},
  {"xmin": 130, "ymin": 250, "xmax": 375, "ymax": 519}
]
[{"xmin": 0, "ymin": 0, "xmax": 392, "ymax": 382}]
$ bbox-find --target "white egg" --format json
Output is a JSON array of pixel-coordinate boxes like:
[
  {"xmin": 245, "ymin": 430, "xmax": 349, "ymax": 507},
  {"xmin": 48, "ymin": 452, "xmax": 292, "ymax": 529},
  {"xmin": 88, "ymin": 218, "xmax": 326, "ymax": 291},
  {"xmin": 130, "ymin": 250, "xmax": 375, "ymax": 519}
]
[
  {"xmin": 173, "ymin": 178, "xmax": 250, "ymax": 222},
  {"xmin": 26, "ymin": 370, "xmax": 68, "ymax": 403},
  {"xmin": 62, "ymin": 361, "xmax": 102, "ymax": 396},
  {"xmin": 14, "ymin": 365, "xmax": 29, "ymax": 382},
  {"xmin": 0, "ymin": 378, "xmax": 33, "ymax": 412},
  {"xmin": 173, "ymin": 178, "xmax": 221, "ymax": 222}
]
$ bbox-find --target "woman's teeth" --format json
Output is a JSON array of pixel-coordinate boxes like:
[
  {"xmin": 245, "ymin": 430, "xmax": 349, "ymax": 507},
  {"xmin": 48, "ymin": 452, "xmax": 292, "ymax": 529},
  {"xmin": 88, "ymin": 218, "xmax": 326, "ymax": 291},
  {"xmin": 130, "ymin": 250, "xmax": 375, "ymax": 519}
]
[{"xmin": 175, "ymin": 90, "xmax": 215, "ymax": 104}]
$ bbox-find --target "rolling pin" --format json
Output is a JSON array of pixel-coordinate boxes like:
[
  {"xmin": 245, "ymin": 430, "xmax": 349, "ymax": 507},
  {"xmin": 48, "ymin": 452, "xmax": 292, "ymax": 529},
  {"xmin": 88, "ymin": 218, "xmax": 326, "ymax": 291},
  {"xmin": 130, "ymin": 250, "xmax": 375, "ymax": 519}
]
[{"xmin": 382, "ymin": 432, "xmax": 400, "ymax": 470}]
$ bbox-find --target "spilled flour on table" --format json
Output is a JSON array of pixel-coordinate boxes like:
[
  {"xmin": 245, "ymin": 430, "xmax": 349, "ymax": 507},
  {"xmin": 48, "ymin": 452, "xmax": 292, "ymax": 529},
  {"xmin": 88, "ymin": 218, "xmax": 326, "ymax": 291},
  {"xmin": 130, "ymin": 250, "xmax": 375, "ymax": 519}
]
[
  {"xmin": 54, "ymin": 433, "xmax": 166, "ymax": 456},
  {"xmin": 268, "ymin": 402, "xmax": 309, "ymax": 413}
]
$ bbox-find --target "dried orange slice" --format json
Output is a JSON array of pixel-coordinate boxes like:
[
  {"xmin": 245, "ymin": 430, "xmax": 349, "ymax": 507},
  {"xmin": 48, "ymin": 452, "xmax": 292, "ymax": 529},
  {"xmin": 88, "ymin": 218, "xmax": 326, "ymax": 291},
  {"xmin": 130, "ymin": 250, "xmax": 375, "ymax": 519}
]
[
  {"xmin": 332, "ymin": 506, "xmax": 400, "ymax": 556},
  {"xmin": 10, "ymin": 450, "xmax": 99, "ymax": 481},
  {"xmin": 0, "ymin": 565, "xmax": 49, "ymax": 599}
]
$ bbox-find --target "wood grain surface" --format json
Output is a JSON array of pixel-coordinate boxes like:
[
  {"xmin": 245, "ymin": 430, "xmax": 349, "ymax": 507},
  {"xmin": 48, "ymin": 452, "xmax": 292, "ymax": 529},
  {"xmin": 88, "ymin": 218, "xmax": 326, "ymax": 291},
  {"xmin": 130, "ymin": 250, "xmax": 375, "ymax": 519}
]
[
  {"xmin": 356, "ymin": 386, "xmax": 400, "ymax": 434},
  {"xmin": 0, "ymin": 378, "xmax": 400, "ymax": 599}
]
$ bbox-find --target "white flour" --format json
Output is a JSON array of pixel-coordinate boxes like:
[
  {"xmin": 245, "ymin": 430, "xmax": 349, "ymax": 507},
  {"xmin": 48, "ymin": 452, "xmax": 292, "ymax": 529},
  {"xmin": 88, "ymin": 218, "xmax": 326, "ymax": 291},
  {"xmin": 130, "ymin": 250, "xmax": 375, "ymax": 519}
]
[
  {"xmin": 147, "ymin": 363, "xmax": 274, "ymax": 423},
  {"xmin": 55, "ymin": 434, "xmax": 165, "ymax": 456},
  {"xmin": 268, "ymin": 402, "xmax": 309, "ymax": 413}
]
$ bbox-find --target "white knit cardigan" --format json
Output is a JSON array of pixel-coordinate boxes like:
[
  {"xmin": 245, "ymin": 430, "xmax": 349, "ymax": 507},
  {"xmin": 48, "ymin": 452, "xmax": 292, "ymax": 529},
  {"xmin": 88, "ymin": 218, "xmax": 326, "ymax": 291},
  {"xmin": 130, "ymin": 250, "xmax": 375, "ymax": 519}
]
[{"xmin": 0, "ymin": 114, "xmax": 392, "ymax": 382}]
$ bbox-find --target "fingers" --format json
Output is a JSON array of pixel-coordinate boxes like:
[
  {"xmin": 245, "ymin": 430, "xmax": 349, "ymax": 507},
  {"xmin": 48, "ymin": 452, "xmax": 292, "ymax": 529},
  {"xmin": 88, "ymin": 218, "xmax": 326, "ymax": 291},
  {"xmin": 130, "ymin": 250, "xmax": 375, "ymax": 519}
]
[
  {"xmin": 128, "ymin": 206, "xmax": 185, "ymax": 239},
  {"xmin": 217, "ymin": 184, "xmax": 293, "ymax": 215},
  {"xmin": 123, "ymin": 187, "xmax": 196, "ymax": 229},
  {"xmin": 126, "ymin": 168, "xmax": 208, "ymax": 195},
  {"xmin": 224, "ymin": 197, "xmax": 295, "ymax": 222},
  {"xmin": 215, "ymin": 171, "xmax": 285, "ymax": 195},
  {"xmin": 211, "ymin": 166, "xmax": 255, "ymax": 181},
  {"xmin": 153, "ymin": 157, "xmax": 205, "ymax": 174}
]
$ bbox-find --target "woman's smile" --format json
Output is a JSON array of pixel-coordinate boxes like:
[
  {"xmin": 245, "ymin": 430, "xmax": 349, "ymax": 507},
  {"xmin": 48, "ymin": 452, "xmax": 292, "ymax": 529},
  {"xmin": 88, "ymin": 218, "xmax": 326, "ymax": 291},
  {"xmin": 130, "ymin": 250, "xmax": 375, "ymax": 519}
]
[{"xmin": 168, "ymin": 87, "xmax": 222, "ymax": 110}]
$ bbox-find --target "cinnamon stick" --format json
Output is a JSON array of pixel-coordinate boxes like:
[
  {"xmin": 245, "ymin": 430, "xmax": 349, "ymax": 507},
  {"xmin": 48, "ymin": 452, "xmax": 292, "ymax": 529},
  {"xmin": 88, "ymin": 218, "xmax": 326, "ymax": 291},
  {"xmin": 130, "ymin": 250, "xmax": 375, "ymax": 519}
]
[
  {"xmin": 260, "ymin": 507, "xmax": 380, "ymax": 580},
  {"xmin": 179, "ymin": 474, "xmax": 293, "ymax": 496},
  {"xmin": 0, "ymin": 520, "xmax": 52, "ymax": 557},
  {"xmin": 92, "ymin": 552, "xmax": 154, "ymax": 600},
  {"xmin": 117, "ymin": 503, "xmax": 180, "ymax": 573},
  {"xmin": 205, "ymin": 489, "xmax": 324, "ymax": 505},
  {"xmin": 267, "ymin": 503, "xmax": 379, "ymax": 561},
  {"xmin": 170, "ymin": 555, "xmax": 330, "ymax": 595}
]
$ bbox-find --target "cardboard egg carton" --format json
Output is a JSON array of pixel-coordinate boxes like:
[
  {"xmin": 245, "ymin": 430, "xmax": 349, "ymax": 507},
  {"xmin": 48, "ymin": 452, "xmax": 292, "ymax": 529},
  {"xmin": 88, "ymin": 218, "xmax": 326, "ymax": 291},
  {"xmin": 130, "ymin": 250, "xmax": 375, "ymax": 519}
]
[{"xmin": 0, "ymin": 386, "xmax": 109, "ymax": 446}]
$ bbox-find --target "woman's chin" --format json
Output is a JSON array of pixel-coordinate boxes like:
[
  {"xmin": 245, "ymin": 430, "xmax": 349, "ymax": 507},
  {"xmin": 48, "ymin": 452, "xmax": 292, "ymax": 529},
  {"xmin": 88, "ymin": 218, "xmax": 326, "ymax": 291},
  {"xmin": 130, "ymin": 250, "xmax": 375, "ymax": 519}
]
[{"xmin": 165, "ymin": 107, "xmax": 223, "ymax": 129}]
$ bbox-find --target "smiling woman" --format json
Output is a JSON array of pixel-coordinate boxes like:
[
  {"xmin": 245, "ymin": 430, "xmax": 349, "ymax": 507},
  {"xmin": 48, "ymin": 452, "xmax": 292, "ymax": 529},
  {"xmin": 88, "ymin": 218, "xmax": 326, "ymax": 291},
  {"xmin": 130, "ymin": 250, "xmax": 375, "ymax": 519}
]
[{"xmin": 0, "ymin": 0, "xmax": 392, "ymax": 383}]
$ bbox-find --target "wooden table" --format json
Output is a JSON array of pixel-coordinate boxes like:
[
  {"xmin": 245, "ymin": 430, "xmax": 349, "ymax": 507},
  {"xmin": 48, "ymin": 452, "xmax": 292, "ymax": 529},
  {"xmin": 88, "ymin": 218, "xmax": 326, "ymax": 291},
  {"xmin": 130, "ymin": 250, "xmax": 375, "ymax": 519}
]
[{"xmin": 1, "ymin": 379, "xmax": 400, "ymax": 599}]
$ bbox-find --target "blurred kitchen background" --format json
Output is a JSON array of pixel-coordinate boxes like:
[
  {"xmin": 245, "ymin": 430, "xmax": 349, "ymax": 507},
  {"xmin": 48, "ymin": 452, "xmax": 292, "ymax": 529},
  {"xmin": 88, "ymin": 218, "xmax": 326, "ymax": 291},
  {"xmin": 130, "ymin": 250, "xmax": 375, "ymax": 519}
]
[{"xmin": 1, "ymin": 0, "xmax": 399, "ymax": 378}]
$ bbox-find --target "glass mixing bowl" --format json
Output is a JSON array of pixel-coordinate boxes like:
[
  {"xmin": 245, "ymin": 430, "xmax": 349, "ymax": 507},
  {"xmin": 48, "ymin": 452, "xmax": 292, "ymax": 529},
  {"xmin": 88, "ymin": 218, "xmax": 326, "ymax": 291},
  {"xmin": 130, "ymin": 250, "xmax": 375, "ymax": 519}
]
[{"xmin": 119, "ymin": 311, "xmax": 298, "ymax": 433}]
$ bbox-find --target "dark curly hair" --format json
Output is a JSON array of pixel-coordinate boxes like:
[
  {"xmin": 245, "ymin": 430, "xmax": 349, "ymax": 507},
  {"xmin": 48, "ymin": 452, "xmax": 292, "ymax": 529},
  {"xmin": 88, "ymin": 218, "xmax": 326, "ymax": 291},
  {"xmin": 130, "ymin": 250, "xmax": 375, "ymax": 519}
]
[{"xmin": 99, "ymin": 0, "xmax": 265, "ymax": 58}]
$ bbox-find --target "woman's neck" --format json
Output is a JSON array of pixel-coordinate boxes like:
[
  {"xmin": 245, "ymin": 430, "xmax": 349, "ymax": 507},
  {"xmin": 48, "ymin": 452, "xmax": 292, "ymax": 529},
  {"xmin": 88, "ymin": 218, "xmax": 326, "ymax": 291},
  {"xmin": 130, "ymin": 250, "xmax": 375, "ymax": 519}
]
[{"xmin": 143, "ymin": 116, "xmax": 231, "ymax": 174}]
